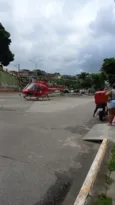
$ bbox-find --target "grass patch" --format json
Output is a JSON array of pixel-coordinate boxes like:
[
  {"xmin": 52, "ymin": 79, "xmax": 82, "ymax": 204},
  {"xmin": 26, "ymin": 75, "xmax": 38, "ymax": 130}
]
[
  {"xmin": 105, "ymin": 175, "xmax": 114, "ymax": 186},
  {"xmin": 93, "ymin": 193, "xmax": 112, "ymax": 205},
  {"xmin": 111, "ymin": 145, "xmax": 115, "ymax": 159},
  {"xmin": 92, "ymin": 145, "xmax": 115, "ymax": 205},
  {"xmin": 108, "ymin": 160, "xmax": 115, "ymax": 172},
  {"xmin": 108, "ymin": 145, "xmax": 115, "ymax": 172}
]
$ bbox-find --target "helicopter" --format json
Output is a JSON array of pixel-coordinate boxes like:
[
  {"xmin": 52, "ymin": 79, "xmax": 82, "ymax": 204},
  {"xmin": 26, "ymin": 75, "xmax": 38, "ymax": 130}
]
[{"xmin": 22, "ymin": 79, "xmax": 64, "ymax": 100}]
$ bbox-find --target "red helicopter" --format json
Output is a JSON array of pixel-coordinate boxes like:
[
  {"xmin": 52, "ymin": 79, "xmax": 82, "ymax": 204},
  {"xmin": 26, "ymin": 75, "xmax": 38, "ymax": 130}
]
[{"xmin": 22, "ymin": 79, "xmax": 64, "ymax": 100}]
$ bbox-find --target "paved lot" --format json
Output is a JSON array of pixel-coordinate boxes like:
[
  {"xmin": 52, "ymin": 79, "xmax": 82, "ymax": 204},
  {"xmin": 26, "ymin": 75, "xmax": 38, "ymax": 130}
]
[{"xmin": 0, "ymin": 94, "xmax": 99, "ymax": 205}]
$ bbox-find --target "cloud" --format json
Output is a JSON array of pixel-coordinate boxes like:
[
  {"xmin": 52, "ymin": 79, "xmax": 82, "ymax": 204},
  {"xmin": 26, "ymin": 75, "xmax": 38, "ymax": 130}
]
[
  {"xmin": 77, "ymin": 2, "xmax": 115, "ymax": 73},
  {"xmin": 0, "ymin": 0, "xmax": 115, "ymax": 74}
]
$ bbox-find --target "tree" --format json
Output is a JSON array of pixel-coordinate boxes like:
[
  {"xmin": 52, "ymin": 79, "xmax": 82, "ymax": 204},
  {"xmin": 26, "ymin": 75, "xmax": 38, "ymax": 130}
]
[
  {"xmin": 90, "ymin": 72, "xmax": 106, "ymax": 90},
  {"xmin": 0, "ymin": 23, "xmax": 14, "ymax": 66},
  {"xmin": 0, "ymin": 64, "xmax": 3, "ymax": 71},
  {"xmin": 77, "ymin": 72, "xmax": 89, "ymax": 80},
  {"xmin": 76, "ymin": 72, "xmax": 107, "ymax": 90},
  {"xmin": 35, "ymin": 69, "xmax": 46, "ymax": 76},
  {"xmin": 100, "ymin": 58, "xmax": 115, "ymax": 85},
  {"xmin": 77, "ymin": 72, "xmax": 92, "ymax": 88},
  {"xmin": 58, "ymin": 75, "xmax": 79, "ymax": 89}
]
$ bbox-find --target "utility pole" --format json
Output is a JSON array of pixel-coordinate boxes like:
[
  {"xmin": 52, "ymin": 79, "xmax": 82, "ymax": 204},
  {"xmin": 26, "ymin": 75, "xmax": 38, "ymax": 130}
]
[
  {"xmin": 18, "ymin": 63, "xmax": 20, "ymax": 73},
  {"xmin": 18, "ymin": 64, "xmax": 21, "ymax": 91},
  {"xmin": 12, "ymin": 63, "xmax": 21, "ymax": 91},
  {"xmin": 29, "ymin": 58, "xmax": 42, "ymax": 77}
]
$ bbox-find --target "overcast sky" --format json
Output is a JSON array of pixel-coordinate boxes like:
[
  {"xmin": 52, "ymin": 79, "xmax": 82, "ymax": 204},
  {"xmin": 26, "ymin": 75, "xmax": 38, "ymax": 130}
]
[{"xmin": 0, "ymin": 0, "xmax": 115, "ymax": 74}]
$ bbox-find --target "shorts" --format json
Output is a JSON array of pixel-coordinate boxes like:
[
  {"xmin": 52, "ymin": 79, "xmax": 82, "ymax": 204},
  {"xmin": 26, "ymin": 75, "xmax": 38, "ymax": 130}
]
[{"xmin": 107, "ymin": 100, "xmax": 115, "ymax": 109}]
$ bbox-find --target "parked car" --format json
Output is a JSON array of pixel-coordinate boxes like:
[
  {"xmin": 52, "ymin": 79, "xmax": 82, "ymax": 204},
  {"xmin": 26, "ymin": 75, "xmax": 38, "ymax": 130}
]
[
  {"xmin": 63, "ymin": 89, "xmax": 70, "ymax": 93},
  {"xmin": 74, "ymin": 90, "xmax": 79, "ymax": 93},
  {"xmin": 70, "ymin": 90, "xmax": 74, "ymax": 93}
]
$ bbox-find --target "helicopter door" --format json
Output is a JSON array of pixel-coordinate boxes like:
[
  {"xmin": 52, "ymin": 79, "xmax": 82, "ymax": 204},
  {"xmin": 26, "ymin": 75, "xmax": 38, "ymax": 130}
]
[{"xmin": 33, "ymin": 84, "xmax": 39, "ymax": 96}]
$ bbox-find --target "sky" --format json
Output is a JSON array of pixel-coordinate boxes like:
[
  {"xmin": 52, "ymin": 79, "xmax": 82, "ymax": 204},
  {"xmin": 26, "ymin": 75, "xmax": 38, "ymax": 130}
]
[{"xmin": 0, "ymin": 0, "xmax": 115, "ymax": 74}]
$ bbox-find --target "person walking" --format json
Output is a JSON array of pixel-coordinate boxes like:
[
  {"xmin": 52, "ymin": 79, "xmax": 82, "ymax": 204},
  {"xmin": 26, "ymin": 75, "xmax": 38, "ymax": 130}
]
[{"xmin": 106, "ymin": 83, "xmax": 115, "ymax": 126}]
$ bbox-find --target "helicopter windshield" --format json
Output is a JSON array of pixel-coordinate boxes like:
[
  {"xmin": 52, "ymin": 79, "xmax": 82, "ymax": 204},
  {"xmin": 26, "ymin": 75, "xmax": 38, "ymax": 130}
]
[{"xmin": 26, "ymin": 83, "xmax": 35, "ymax": 90}]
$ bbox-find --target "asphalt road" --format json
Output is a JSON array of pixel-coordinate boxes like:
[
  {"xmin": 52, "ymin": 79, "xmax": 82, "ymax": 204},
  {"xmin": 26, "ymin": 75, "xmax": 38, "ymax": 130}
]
[{"xmin": 0, "ymin": 94, "xmax": 99, "ymax": 205}]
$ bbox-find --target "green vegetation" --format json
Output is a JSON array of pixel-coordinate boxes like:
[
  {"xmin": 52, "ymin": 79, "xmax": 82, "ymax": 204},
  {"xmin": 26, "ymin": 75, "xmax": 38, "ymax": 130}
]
[
  {"xmin": 108, "ymin": 160, "xmax": 115, "ymax": 172},
  {"xmin": 0, "ymin": 23, "xmax": 16, "ymax": 88},
  {"xmin": 93, "ymin": 193, "xmax": 112, "ymax": 205},
  {"xmin": 105, "ymin": 175, "xmax": 114, "ymax": 186},
  {"xmin": 0, "ymin": 70, "xmax": 17, "ymax": 86},
  {"xmin": 47, "ymin": 71, "xmax": 108, "ymax": 91},
  {"xmin": 92, "ymin": 145, "xmax": 115, "ymax": 205},
  {"xmin": 108, "ymin": 145, "xmax": 115, "ymax": 172},
  {"xmin": 0, "ymin": 23, "xmax": 14, "ymax": 66},
  {"xmin": 101, "ymin": 58, "xmax": 115, "ymax": 85},
  {"xmin": 27, "ymin": 63, "xmax": 109, "ymax": 91},
  {"xmin": 111, "ymin": 145, "xmax": 115, "ymax": 159},
  {"xmin": 32, "ymin": 58, "xmax": 115, "ymax": 91}
]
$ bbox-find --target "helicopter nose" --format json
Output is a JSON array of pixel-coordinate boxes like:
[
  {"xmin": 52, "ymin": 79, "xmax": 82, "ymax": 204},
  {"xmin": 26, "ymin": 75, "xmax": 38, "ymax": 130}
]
[{"xmin": 22, "ymin": 90, "xmax": 26, "ymax": 94}]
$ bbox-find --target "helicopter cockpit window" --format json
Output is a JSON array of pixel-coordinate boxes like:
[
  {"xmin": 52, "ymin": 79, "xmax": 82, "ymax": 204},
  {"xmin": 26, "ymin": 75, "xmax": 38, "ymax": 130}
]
[
  {"xmin": 35, "ymin": 86, "xmax": 42, "ymax": 90},
  {"xmin": 34, "ymin": 85, "xmax": 43, "ymax": 91},
  {"xmin": 27, "ymin": 83, "xmax": 35, "ymax": 90}
]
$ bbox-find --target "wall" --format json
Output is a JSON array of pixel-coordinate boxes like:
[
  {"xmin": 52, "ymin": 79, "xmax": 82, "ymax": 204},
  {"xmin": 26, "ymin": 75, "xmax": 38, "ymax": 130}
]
[{"xmin": 0, "ymin": 71, "xmax": 18, "ymax": 92}]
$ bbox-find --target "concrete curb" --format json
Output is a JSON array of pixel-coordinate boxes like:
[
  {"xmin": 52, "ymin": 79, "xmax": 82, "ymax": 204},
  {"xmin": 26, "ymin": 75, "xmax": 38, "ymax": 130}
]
[{"xmin": 73, "ymin": 138, "xmax": 108, "ymax": 205}]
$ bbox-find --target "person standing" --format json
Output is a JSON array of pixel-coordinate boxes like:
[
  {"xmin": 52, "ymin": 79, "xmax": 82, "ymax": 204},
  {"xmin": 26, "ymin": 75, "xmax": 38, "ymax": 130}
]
[{"xmin": 106, "ymin": 83, "xmax": 115, "ymax": 126}]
